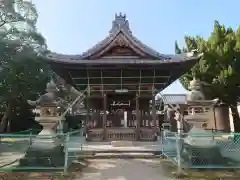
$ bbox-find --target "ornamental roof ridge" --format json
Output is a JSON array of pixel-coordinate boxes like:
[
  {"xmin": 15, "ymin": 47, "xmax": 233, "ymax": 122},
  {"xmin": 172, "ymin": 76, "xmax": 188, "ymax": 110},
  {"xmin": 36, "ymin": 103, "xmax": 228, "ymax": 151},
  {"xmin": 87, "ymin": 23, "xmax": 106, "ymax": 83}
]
[
  {"xmin": 79, "ymin": 13, "xmax": 168, "ymax": 59},
  {"xmin": 47, "ymin": 13, "xmax": 170, "ymax": 60},
  {"xmin": 109, "ymin": 13, "xmax": 132, "ymax": 34}
]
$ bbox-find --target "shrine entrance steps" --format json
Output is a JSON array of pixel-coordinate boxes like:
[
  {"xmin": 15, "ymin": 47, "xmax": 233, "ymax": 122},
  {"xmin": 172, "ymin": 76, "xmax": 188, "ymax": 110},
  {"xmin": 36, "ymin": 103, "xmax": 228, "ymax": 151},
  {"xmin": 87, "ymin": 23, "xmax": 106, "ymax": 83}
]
[
  {"xmin": 77, "ymin": 152, "xmax": 162, "ymax": 159},
  {"xmin": 68, "ymin": 140, "xmax": 162, "ymax": 159},
  {"xmin": 69, "ymin": 150, "xmax": 162, "ymax": 159}
]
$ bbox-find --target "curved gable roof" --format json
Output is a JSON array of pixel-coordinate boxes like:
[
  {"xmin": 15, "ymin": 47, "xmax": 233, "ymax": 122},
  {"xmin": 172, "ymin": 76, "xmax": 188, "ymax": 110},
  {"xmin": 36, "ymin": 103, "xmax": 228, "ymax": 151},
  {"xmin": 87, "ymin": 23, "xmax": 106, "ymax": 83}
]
[
  {"xmin": 47, "ymin": 13, "xmax": 173, "ymax": 60},
  {"xmin": 46, "ymin": 13, "xmax": 202, "ymax": 64}
]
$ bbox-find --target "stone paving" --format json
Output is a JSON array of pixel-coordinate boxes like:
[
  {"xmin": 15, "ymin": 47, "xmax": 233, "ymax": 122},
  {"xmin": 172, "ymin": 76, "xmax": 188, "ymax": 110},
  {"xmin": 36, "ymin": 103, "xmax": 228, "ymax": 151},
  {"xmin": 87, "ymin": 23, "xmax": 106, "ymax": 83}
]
[
  {"xmin": 75, "ymin": 159, "xmax": 173, "ymax": 180},
  {"xmin": 67, "ymin": 136, "xmax": 174, "ymax": 179}
]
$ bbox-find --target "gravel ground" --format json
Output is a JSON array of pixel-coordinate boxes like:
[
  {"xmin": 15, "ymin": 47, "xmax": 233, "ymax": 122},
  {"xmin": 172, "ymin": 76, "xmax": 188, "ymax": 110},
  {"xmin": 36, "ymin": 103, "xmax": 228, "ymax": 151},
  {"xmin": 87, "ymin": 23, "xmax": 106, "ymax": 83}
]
[
  {"xmin": 1, "ymin": 158, "xmax": 240, "ymax": 180},
  {"xmin": 0, "ymin": 159, "xmax": 173, "ymax": 180}
]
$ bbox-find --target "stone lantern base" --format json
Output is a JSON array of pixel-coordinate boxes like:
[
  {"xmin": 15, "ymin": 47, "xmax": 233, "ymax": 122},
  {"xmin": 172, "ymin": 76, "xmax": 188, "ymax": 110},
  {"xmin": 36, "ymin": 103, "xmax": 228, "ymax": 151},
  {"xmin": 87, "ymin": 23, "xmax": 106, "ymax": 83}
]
[{"xmin": 20, "ymin": 115, "xmax": 65, "ymax": 167}]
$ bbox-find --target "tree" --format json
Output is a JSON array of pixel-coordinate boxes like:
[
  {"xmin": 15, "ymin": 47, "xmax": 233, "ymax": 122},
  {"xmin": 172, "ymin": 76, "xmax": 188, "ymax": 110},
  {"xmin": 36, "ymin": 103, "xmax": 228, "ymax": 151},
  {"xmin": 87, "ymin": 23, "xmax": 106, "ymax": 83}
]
[
  {"xmin": 0, "ymin": 0, "xmax": 51, "ymax": 132},
  {"xmin": 176, "ymin": 21, "xmax": 240, "ymax": 132}
]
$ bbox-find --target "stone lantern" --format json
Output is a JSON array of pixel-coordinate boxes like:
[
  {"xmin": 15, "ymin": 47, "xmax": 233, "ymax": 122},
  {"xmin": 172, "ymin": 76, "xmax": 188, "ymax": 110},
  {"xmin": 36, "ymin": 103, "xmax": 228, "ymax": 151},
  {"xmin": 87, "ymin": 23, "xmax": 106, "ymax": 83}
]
[
  {"xmin": 181, "ymin": 78, "xmax": 226, "ymax": 167},
  {"xmin": 185, "ymin": 77, "xmax": 211, "ymax": 128},
  {"xmin": 20, "ymin": 80, "xmax": 65, "ymax": 167}
]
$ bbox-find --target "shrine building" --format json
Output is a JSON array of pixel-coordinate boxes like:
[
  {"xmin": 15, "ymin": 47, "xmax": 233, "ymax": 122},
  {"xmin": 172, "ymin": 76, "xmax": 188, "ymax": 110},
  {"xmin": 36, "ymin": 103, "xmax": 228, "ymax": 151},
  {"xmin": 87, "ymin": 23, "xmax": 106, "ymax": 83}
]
[{"xmin": 46, "ymin": 13, "xmax": 201, "ymax": 141}]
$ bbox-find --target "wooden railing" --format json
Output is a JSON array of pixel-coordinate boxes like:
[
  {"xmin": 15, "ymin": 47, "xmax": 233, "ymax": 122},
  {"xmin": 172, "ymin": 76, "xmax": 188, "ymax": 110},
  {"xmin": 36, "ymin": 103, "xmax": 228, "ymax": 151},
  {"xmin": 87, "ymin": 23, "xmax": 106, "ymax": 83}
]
[
  {"xmin": 140, "ymin": 130, "xmax": 155, "ymax": 141},
  {"xmin": 86, "ymin": 127, "xmax": 156, "ymax": 141},
  {"xmin": 87, "ymin": 130, "xmax": 103, "ymax": 141},
  {"xmin": 107, "ymin": 132, "xmax": 136, "ymax": 141}
]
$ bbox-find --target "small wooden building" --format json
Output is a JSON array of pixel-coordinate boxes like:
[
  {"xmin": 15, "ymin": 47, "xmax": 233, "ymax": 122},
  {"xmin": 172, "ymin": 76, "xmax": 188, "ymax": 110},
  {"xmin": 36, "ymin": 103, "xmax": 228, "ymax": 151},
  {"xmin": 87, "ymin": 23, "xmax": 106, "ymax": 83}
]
[{"xmin": 46, "ymin": 13, "xmax": 201, "ymax": 141}]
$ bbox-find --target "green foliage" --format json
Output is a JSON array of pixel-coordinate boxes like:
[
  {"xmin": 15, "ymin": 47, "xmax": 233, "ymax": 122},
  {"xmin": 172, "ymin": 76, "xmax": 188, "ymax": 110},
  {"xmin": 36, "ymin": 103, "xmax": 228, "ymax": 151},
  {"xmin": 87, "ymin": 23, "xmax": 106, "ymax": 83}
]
[
  {"xmin": 0, "ymin": 0, "xmax": 50, "ymax": 104},
  {"xmin": 176, "ymin": 21, "xmax": 240, "ymax": 103},
  {"xmin": 0, "ymin": 0, "xmax": 51, "ymax": 132}
]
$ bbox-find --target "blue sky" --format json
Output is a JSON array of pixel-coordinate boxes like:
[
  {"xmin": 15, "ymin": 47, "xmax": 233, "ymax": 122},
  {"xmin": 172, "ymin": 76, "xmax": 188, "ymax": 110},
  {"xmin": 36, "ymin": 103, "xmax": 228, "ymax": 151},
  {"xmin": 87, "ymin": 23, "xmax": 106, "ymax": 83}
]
[{"xmin": 32, "ymin": 0, "xmax": 240, "ymax": 94}]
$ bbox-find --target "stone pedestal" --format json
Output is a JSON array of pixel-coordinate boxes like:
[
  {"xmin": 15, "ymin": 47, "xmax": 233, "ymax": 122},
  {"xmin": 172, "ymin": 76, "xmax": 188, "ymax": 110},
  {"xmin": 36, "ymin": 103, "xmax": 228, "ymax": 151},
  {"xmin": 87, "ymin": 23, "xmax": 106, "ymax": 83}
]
[
  {"xmin": 20, "ymin": 106, "xmax": 65, "ymax": 167},
  {"xmin": 182, "ymin": 128, "xmax": 226, "ymax": 166},
  {"xmin": 181, "ymin": 143, "xmax": 226, "ymax": 166}
]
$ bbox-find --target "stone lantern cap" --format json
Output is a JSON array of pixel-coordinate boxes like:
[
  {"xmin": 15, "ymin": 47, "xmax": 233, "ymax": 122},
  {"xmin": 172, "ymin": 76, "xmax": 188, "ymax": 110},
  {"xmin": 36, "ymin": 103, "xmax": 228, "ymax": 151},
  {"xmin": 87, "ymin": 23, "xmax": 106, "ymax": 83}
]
[
  {"xmin": 27, "ymin": 80, "xmax": 66, "ymax": 118},
  {"xmin": 188, "ymin": 77, "xmax": 201, "ymax": 90},
  {"xmin": 187, "ymin": 77, "xmax": 205, "ymax": 101}
]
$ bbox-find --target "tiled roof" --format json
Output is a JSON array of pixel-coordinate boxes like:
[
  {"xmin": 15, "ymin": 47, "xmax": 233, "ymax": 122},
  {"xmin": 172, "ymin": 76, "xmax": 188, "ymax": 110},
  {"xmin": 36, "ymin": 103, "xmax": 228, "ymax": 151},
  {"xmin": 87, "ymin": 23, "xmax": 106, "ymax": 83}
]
[{"xmin": 161, "ymin": 94, "xmax": 187, "ymax": 104}]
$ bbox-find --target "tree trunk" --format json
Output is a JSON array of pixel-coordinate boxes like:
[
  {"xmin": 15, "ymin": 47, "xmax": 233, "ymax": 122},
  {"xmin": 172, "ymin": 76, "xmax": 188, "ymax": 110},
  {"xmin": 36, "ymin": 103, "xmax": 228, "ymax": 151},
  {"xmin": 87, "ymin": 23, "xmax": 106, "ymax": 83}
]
[
  {"xmin": 7, "ymin": 106, "xmax": 16, "ymax": 132},
  {"xmin": 230, "ymin": 104, "xmax": 240, "ymax": 132},
  {"xmin": 0, "ymin": 104, "xmax": 12, "ymax": 133},
  {"xmin": 7, "ymin": 116, "xmax": 11, "ymax": 132}
]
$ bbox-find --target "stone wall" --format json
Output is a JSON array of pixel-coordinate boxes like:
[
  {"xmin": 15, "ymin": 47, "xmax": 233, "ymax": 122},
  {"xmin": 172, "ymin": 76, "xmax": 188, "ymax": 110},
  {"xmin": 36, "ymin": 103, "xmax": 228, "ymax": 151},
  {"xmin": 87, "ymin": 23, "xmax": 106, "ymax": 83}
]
[{"xmin": 228, "ymin": 105, "xmax": 240, "ymax": 132}]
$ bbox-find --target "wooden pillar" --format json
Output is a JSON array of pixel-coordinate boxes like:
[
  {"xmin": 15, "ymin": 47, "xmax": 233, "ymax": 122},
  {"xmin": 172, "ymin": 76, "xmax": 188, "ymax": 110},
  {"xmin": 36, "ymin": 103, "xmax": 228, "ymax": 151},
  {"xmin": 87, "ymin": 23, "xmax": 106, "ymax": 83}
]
[
  {"xmin": 128, "ymin": 110, "xmax": 133, "ymax": 127},
  {"xmin": 136, "ymin": 93, "xmax": 140, "ymax": 140},
  {"xmin": 85, "ymin": 95, "xmax": 90, "ymax": 138},
  {"xmin": 140, "ymin": 110, "xmax": 143, "ymax": 127},
  {"xmin": 103, "ymin": 93, "xmax": 107, "ymax": 140},
  {"xmin": 152, "ymin": 93, "xmax": 157, "ymax": 140},
  {"xmin": 148, "ymin": 111, "xmax": 151, "ymax": 127},
  {"xmin": 152, "ymin": 95, "xmax": 157, "ymax": 128}
]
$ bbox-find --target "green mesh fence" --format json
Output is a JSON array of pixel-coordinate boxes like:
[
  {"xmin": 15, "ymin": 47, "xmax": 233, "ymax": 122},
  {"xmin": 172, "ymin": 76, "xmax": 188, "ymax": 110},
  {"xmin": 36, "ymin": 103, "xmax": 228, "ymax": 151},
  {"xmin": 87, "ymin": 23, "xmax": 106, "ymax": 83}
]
[
  {"xmin": 162, "ymin": 131, "xmax": 240, "ymax": 169},
  {"xmin": 65, "ymin": 129, "xmax": 85, "ymax": 168},
  {"xmin": 162, "ymin": 131, "xmax": 177, "ymax": 160},
  {"xmin": 0, "ymin": 130, "xmax": 82, "ymax": 172},
  {"xmin": 5, "ymin": 129, "xmax": 33, "ymax": 135}
]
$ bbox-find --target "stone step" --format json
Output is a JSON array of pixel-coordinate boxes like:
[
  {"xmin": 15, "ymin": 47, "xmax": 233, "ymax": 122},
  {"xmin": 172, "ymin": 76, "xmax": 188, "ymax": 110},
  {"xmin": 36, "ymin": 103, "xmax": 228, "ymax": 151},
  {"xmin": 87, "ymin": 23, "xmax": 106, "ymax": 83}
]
[
  {"xmin": 77, "ymin": 152, "xmax": 162, "ymax": 159},
  {"xmin": 69, "ymin": 150, "xmax": 162, "ymax": 155},
  {"xmin": 111, "ymin": 141, "xmax": 133, "ymax": 147}
]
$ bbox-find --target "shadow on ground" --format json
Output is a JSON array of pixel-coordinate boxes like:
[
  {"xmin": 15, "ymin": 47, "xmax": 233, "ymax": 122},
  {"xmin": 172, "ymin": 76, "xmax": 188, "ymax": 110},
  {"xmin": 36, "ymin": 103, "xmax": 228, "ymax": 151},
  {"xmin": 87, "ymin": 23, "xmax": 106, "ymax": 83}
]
[
  {"xmin": 161, "ymin": 158, "xmax": 240, "ymax": 179},
  {"xmin": 0, "ymin": 140, "xmax": 29, "ymax": 169}
]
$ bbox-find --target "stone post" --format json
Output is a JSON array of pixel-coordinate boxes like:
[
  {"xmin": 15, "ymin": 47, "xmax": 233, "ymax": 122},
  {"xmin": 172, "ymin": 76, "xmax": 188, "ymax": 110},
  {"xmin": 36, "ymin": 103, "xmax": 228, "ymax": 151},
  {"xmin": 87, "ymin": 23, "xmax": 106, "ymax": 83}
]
[{"xmin": 214, "ymin": 103, "xmax": 230, "ymax": 132}]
